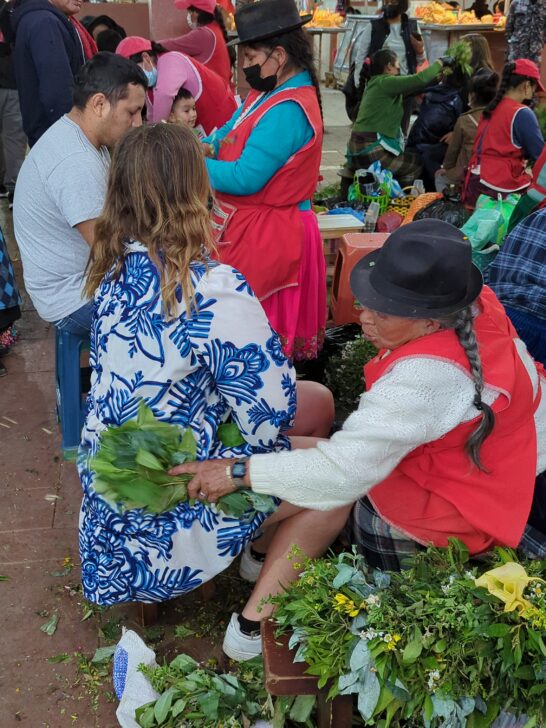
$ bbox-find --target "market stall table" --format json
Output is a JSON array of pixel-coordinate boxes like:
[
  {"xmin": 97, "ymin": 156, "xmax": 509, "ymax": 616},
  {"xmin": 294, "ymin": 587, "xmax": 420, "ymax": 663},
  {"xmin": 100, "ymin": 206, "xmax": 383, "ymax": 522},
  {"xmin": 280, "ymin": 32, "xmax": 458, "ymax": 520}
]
[{"xmin": 308, "ymin": 26, "xmax": 347, "ymax": 82}]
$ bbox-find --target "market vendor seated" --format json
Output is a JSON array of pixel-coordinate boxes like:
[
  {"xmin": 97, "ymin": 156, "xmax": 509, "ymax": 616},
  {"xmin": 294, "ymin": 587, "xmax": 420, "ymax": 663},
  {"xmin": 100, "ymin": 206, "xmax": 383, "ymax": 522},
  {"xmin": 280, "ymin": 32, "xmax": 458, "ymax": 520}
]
[
  {"xmin": 173, "ymin": 219, "xmax": 546, "ymax": 660},
  {"xmin": 339, "ymin": 49, "xmax": 451, "ymax": 196}
]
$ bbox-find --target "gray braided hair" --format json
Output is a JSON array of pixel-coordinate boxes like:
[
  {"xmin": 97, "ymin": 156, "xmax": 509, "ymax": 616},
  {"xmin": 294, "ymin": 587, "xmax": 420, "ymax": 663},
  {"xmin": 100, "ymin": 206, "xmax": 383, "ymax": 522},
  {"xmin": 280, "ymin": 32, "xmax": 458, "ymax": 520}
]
[{"xmin": 440, "ymin": 305, "xmax": 495, "ymax": 470}]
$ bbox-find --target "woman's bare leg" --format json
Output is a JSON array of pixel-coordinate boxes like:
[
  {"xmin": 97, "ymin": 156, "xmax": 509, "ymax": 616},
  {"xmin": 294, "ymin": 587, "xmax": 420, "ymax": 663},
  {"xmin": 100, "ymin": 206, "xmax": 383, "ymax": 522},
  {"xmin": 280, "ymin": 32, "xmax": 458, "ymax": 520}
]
[
  {"xmin": 241, "ymin": 504, "xmax": 352, "ymax": 621},
  {"xmin": 290, "ymin": 380, "xmax": 334, "ymax": 438}
]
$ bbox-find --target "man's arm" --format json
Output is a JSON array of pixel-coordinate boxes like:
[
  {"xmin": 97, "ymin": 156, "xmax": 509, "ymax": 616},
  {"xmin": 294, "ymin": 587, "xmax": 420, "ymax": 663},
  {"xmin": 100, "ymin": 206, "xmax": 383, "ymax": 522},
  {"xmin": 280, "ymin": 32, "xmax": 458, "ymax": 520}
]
[{"xmin": 75, "ymin": 219, "xmax": 96, "ymax": 247}]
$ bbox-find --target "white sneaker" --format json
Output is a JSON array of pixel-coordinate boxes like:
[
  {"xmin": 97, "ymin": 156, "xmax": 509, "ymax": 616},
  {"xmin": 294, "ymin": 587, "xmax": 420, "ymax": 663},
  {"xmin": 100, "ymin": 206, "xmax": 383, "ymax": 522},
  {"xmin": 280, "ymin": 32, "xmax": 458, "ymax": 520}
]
[
  {"xmin": 239, "ymin": 543, "xmax": 264, "ymax": 583},
  {"xmin": 222, "ymin": 613, "xmax": 262, "ymax": 661}
]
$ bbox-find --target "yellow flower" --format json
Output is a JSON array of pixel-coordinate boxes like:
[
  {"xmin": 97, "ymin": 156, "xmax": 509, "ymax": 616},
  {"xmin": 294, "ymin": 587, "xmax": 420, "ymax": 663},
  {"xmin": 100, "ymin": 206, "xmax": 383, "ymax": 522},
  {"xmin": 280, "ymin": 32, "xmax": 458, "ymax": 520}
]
[
  {"xmin": 385, "ymin": 633, "xmax": 402, "ymax": 650},
  {"xmin": 332, "ymin": 593, "xmax": 361, "ymax": 617},
  {"xmin": 474, "ymin": 562, "xmax": 546, "ymax": 614}
]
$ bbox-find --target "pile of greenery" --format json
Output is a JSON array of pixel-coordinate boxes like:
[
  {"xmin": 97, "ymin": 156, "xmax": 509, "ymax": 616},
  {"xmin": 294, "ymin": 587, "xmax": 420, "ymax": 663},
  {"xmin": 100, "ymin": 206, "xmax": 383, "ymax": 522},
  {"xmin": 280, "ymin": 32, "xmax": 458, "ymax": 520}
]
[
  {"xmin": 324, "ymin": 336, "xmax": 377, "ymax": 412},
  {"xmin": 271, "ymin": 541, "xmax": 546, "ymax": 727},
  {"xmin": 89, "ymin": 400, "xmax": 276, "ymax": 518},
  {"xmin": 136, "ymin": 653, "xmax": 315, "ymax": 728},
  {"xmin": 444, "ymin": 41, "xmax": 473, "ymax": 78}
]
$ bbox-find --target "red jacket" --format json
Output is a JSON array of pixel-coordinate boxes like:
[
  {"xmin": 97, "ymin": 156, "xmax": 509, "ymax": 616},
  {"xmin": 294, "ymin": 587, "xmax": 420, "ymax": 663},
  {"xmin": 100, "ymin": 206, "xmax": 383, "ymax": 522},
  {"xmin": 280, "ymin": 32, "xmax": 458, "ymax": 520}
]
[
  {"xmin": 365, "ymin": 287, "xmax": 539, "ymax": 554},
  {"xmin": 469, "ymin": 98, "xmax": 532, "ymax": 193}
]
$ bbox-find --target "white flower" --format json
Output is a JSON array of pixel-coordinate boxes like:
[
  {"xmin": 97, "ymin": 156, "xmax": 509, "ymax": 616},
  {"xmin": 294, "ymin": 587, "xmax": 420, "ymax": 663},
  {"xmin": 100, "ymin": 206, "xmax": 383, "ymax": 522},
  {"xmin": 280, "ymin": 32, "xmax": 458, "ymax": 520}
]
[
  {"xmin": 465, "ymin": 570, "xmax": 474, "ymax": 580},
  {"xmin": 448, "ymin": 574, "xmax": 456, "ymax": 584},
  {"xmin": 426, "ymin": 669, "xmax": 441, "ymax": 691},
  {"xmin": 365, "ymin": 594, "xmax": 381, "ymax": 607},
  {"xmin": 441, "ymin": 583, "xmax": 451, "ymax": 595},
  {"xmin": 383, "ymin": 633, "xmax": 392, "ymax": 643},
  {"xmin": 360, "ymin": 628, "xmax": 384, "ymax": 641}
]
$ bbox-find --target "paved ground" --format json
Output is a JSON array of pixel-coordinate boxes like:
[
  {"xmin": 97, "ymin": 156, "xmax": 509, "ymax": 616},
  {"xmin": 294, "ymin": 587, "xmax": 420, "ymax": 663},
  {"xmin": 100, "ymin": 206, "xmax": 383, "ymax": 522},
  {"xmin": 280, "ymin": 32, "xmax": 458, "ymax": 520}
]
[{"xmin": 0, "ymin": 88, "xmax": 350, "ymax": 728}]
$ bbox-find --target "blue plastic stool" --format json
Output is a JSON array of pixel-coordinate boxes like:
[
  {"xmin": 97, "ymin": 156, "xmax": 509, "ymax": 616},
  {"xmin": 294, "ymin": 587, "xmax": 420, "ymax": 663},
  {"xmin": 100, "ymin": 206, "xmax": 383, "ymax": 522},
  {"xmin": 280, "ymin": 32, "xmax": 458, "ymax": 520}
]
[{"xmin": 55, "ymin": 328, "xmax": 90, "ymax": 457}]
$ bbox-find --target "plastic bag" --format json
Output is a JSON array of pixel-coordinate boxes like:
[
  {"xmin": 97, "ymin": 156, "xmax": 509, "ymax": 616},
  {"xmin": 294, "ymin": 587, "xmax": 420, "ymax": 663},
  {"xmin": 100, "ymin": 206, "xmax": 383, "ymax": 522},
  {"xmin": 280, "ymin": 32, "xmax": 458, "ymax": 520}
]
[
  {"xmin": 367, "ymin": 161, "xmax": 405, "ymax": 199},
  {"xmin": 413, "ymin": 189, "xmax": 470, "ymax": 227},
  {"xmin": 114, "ymin": 629, "xmax": 160, "ymax": 728},
  {"xmin": 473, "ymin": 193, "xmax": 520, "ymax": 244}
]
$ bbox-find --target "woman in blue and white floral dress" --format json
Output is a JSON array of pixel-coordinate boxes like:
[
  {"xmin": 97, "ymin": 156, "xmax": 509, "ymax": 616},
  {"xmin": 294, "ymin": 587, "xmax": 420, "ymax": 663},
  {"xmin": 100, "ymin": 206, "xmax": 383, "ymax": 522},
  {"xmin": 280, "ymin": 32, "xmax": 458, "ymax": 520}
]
[{"xmin": 78, "ymin": 123, "xmax": 303, "ymax": 606}]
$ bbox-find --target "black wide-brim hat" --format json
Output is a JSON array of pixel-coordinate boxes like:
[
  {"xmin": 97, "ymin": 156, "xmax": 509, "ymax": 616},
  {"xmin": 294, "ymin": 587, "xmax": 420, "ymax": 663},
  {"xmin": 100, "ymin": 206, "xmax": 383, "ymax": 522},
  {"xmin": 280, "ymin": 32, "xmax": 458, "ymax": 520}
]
[
  {"xmin": 350, "ymin": 219, "xmax": 483, "ymax": 319},
  {"xmin": 227, "ymin": 0, "xmax": 313, "ymax": 47}
]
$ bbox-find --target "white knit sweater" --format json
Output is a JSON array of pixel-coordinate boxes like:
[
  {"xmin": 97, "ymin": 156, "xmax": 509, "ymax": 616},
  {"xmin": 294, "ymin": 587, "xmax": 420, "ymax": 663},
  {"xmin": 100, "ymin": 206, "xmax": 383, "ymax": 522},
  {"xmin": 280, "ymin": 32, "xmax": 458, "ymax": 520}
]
[{"xmin": 250, "ymin": 339, "xmax": 546, "ymax": 510}]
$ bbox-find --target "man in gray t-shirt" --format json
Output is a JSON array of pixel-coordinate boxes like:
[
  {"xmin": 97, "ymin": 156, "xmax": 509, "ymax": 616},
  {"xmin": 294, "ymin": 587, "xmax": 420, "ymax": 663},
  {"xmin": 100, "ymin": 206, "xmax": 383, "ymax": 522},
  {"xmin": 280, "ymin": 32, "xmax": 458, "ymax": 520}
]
[{"xmin": 13, "ymin": 52, "xmax": 147, "ymax": 334}]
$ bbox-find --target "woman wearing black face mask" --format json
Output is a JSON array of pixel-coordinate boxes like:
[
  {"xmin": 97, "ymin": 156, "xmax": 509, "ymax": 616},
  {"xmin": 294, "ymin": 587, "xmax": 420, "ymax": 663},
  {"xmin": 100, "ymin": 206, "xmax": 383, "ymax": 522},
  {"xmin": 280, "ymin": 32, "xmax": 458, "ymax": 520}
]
[
  {"xmin": 203, "ymin": 0, "xmax": 326, "ymax": 362},
  {"xmin": 349, "ymin": 0, "xmax": 426, "ymax": 125}
]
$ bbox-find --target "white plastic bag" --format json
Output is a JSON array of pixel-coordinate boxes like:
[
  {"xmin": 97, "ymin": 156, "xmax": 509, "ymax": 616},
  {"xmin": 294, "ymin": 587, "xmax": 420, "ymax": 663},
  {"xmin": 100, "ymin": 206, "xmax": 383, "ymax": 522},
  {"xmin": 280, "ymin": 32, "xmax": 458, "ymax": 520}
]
[{"xmin": 114, "ymin": 628, "xmax": 160, "ymax": 728}]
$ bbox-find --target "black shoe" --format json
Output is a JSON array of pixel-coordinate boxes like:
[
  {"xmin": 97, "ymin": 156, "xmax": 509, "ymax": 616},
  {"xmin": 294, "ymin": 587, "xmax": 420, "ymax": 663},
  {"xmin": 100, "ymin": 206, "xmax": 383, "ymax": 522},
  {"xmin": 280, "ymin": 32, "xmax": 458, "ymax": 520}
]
[
  {"xmin": 8, "ymin": 191, "xmax": 13, "ymax": 210},
  {"xmin": 0, "ymin": 184, "xmax": 8, "ymax": 198},
  {"xmin": 0, "ymin": 361, "xmax": 6, "ymax": 377}
]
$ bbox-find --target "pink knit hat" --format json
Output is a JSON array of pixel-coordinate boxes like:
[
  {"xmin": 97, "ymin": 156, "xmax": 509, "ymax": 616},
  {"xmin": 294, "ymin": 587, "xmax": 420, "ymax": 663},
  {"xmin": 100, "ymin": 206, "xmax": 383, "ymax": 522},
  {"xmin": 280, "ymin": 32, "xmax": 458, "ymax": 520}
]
[
  {"xmin": 174, "ymin": 0, "xmax": 216, "ymax": 13},
  {"xmin": 116, "ymin": 36, "xmax": 152, "ymax": 59}
]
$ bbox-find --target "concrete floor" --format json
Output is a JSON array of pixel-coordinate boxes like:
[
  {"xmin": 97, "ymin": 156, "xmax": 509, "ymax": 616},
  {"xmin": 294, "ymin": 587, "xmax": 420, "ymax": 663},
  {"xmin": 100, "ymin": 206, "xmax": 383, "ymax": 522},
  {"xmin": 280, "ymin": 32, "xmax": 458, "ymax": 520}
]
[{"xmin": 0, "ymin": 88, "xmax": 351, "ymax": 728}]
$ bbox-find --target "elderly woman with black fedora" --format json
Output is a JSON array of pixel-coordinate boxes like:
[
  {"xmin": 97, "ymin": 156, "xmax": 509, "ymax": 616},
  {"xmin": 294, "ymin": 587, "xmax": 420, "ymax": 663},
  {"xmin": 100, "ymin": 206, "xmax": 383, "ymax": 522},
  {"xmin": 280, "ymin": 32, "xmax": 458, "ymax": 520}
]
[
  {"xmin": 173, "ymin": 219, "xmax": 546, "ymax": 661},
  {"xmin": 203, "ymin": 0, "xmax": 326, "ymax": 361}
]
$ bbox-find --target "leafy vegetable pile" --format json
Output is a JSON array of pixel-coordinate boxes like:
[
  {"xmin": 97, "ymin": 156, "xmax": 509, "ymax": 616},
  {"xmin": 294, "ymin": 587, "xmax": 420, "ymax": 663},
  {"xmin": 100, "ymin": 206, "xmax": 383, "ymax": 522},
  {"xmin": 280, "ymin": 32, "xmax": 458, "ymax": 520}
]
[
  {"xmin": 271, "ymin": 541, "xmax": 546, "ymax": 726},
  {"xmin": 324, "ymin": 335, "xmax": 377, "ymax": 413},
  {"xmin": 89, "ymin": 400, "xmax": 276, "ymax": 519},
  {"xmin": 136, "ymin": 653, "xmax": 316, "ymax": 728},
  {"xmin": 444, "ymin": 40, "xmax": 473, "ymax": 78}
]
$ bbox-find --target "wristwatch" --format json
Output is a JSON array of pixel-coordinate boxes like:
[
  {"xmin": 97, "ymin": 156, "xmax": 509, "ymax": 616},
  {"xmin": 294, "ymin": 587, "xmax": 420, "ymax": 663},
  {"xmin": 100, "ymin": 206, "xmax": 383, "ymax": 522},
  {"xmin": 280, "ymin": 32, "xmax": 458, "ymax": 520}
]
[{"xmin": 229, "ymin": 458, "xmax": 249, "ymax": 489}]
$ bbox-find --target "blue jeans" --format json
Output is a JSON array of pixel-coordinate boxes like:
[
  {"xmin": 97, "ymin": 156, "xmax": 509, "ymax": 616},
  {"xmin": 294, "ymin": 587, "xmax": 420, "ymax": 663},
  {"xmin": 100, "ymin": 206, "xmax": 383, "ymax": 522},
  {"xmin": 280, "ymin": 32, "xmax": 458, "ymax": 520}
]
[{"xmin": 53, "ymin": 300, "xmax": 93, "ymax": 336}]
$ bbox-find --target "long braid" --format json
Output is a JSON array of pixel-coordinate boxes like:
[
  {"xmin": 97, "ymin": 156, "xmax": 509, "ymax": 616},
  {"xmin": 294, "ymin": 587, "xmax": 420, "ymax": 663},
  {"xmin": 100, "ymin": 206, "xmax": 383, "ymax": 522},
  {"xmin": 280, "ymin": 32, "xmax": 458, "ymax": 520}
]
[
  {"xmin": 444, "ymin": 306, "xmax": 495, "ymax": 470},
  {"xmin": 483, "ymin": 61, "xmax": 513, "ymax": 118}
]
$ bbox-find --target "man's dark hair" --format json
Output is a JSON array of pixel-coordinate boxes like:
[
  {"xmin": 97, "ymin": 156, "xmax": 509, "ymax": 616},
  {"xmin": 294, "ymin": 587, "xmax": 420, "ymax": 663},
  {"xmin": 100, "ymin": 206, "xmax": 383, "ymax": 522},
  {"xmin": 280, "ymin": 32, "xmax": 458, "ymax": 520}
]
[{"xmin": 72, "ymin": 52, "xmax": 147, "ymax": 110}]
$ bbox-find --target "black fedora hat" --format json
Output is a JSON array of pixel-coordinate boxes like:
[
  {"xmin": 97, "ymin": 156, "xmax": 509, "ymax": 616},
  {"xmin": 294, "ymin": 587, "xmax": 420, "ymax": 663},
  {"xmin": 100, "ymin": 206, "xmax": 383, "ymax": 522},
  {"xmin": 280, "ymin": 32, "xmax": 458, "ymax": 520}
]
[
  {"xmin": 227, "ymin": 0, "xmax": 313, "ymax": 47},
  {"xmin": 350, "ymin": 219, "xmax": 483, "ymax": 319}
]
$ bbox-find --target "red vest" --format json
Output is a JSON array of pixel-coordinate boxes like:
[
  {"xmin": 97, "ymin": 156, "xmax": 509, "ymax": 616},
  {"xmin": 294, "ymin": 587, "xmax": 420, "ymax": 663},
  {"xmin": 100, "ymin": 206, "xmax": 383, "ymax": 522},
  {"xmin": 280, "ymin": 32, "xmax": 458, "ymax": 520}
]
[
  {"xmin": 469, "ymin": 98, "xmax": 532, "ymax": 193},
  {"xmin": 206, "ymin": 23, "xmax": 233, "ymax": 90},
  {"xmin": 214, "ymin": 86, "xmax": 323, "ymax": 301},
  {"xmin": 365, "ymin": 287, "xmax": 539, "ymax": 554}
]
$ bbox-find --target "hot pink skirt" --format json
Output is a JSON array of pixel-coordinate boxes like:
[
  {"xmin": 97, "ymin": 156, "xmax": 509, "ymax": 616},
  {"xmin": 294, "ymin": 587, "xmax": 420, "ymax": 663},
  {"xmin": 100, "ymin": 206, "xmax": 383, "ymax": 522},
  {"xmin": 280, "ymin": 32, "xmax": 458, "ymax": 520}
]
[{"xmin": 261, "ymin": 210, "xmax": 326, "ymax": 361}]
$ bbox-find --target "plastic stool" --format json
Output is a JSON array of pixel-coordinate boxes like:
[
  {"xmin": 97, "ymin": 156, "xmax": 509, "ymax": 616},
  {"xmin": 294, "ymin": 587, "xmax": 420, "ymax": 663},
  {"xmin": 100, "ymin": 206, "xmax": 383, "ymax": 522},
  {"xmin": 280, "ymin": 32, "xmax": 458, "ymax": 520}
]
[
  {"xmin": 55, "ymin": 328, "xmax": 90, "ymax": 457},
  {"xmin": 330, "ymin": 233, "xmax": 389, "ymax": 326}
]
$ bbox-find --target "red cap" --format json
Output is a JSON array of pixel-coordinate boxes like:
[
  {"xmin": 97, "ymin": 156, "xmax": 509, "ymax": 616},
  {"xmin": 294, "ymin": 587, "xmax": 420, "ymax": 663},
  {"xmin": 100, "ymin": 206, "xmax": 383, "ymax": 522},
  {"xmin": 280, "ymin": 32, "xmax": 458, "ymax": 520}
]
[
  {"xmin": 116, "ymin": 36, "xmax": 152, "ymax": 59},
  {"xmin": 513, "ymin": 58, "xmax": 545, "ymax": 92},
  {"xmin": 174, "ymin": 0, "xmax": 216, "ymax": 12}
]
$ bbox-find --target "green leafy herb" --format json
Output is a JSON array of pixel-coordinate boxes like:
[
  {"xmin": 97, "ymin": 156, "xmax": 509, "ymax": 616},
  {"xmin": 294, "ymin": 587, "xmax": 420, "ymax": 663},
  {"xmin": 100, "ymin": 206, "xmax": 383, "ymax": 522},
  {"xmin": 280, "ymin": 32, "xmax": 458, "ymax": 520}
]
[
  {"xmin": 173, "ymin": 625, "xmax": 195, "ymax": 640},
  {"xmin": 271, "ymin": 541, "xmax": 546, "ymax": 725},
  {"xmin": 40, "ymin": 613, "xmax": 59, "ymax": 636},
  {"xmin": 0, "ymin": 575, "xmax": 9, "ymax": 581},
  {"xmin": 445, "ymin": 40, "xmax": 473, "ymax": 78},
  {"xmin": 47, "ymin": 653, "xmax": 71, "ymax": 663},
  {"xmin": 89, "ymin": 400, "xmax": 276, "ymax": 519},
  {"xmin": 91, "ymin": 645, "xmax": 116, "ymax": 664},
  {"xmin": 137, "ymin": 653, "xmax": 316, "ymax": 727}
]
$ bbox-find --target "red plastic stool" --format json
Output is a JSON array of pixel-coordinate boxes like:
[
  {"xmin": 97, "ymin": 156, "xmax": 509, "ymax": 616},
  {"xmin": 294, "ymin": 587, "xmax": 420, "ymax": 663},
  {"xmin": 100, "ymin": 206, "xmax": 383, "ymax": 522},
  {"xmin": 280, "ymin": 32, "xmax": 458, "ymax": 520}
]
[{"xmin": 330, "ymin": 233, "xmax": 389, "ymax": 325}]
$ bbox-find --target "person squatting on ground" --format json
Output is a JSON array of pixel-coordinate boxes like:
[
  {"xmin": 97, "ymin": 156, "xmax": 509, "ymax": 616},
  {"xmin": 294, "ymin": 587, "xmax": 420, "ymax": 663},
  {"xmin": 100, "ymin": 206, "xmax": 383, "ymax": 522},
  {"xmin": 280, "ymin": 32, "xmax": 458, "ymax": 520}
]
[
  {"xmin": 77, "ymin": 123, "xmax": 341, "ymax": 663},
  {"xmin": 175, "ymin": 220, "xmax": 546, "ymax": 660}
]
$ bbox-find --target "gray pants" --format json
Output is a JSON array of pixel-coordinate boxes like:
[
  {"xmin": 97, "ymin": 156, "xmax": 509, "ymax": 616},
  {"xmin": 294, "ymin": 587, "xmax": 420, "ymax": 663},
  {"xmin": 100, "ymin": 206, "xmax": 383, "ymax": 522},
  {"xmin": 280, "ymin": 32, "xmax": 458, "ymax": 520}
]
[{"xmin": 0, "ymin": 88, "xmax": 27, "ymax": 192}]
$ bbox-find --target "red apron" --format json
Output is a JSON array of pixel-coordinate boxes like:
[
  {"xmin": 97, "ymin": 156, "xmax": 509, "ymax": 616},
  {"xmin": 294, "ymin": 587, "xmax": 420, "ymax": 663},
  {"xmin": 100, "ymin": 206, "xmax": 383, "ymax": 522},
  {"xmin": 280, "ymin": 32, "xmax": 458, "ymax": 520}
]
[
  {"xmin": 206, "ymin": 22, "xmax": 233, "ymax": 90},
  {"xmin": 467, "ymin": 97, "xmax": 532, "ymax": 194},
  {"xmin": 365, "ymin": 287, "xmax": 540, "ymax": 554},
  {"xmin": 213, "ymin": 86, "xmax": 323, "ymax": 301}
]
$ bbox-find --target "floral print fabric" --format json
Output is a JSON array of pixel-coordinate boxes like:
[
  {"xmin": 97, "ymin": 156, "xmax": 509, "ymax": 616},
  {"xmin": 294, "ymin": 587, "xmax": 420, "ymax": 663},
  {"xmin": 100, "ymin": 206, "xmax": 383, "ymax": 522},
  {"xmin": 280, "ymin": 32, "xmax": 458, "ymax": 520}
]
[{"xmin": 78, "ymin": 242, "xmax": 296, "ymax": 605}]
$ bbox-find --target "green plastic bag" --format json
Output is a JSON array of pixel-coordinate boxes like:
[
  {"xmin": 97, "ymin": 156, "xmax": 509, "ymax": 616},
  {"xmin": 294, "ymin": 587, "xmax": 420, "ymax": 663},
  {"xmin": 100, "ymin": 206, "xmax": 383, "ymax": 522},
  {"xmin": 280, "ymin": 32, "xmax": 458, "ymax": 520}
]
[{"xmin": 460, "ymin": 194, "xmax": 520, "ymax": 271}]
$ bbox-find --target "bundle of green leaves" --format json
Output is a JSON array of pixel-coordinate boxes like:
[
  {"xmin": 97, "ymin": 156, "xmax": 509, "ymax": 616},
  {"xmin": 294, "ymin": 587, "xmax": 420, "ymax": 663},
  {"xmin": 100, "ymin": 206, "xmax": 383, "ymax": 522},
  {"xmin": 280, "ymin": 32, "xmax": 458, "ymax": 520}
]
[
  {"xmin": 89, "ymin": 400, "xmax": 276, "ymax": 519},
  {"xmin": 271, "ymin": 540, "xmax": 546, "ymax": 727},
  {"xmin": 444, "ymin": 41, "xmax": 473, "ymax": 78},
  {"xmin": 136, "ymin": 654, "xmax": 316, "ymax": 728},
  {"xmin": 324, "ymin": 336, "xmax": 377, "ymax": 413}
]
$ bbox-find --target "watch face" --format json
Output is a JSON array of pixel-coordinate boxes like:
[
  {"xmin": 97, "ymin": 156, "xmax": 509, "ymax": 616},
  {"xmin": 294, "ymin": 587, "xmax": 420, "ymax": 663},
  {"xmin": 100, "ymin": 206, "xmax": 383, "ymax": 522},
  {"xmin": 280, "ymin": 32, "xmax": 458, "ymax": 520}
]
[{"xmin": 232, "ymin": 461, "xmax": 247, "ymax": 479}]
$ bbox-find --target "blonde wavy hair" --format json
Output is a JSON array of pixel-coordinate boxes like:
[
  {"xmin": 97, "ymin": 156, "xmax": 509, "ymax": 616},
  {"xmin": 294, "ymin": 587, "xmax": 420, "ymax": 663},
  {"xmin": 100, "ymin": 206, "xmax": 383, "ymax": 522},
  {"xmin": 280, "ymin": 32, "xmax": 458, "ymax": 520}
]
[{"xmin": 84, "ymin": 123, "xmax": 213, "ymax": 316}]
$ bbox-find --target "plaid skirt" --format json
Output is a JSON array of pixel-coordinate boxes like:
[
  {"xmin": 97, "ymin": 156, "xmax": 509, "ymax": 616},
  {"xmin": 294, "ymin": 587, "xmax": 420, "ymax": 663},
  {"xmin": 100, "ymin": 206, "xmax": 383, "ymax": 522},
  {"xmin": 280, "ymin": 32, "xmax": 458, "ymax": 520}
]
[
  {"xmin": 344, "ymin": 496, "xmax": 420, "ymax": 571},
  {"xmin": 342, "ymin": 131, "xmax": 423, "ymax": 189}
]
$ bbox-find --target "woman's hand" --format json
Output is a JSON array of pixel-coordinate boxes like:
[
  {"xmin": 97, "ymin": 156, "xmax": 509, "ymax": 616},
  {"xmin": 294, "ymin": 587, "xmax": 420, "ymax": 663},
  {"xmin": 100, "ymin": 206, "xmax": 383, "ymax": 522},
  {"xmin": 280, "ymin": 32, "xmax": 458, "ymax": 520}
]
[
  {"xmin": 169, "ymin": 459, "xmax": 238, "ymax": 502},
  {"xmin": 202, "ymin": 142, "xmax": 215, "ymax": 158},
  {"xmin": 440, "ymin": 131, "xmax": 453, "ymax": 144}
]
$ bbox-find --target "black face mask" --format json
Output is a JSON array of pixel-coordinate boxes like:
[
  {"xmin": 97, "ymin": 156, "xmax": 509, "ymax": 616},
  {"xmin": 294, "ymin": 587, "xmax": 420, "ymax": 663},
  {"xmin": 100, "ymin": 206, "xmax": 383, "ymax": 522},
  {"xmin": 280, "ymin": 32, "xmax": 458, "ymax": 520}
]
[
  {"xmin": 383, "ymin": 2, "xmax": 401, "ymax": 18},
  {"xmin": 243, "ymin": 54, "xmax": 278, "ymax": 92}
]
